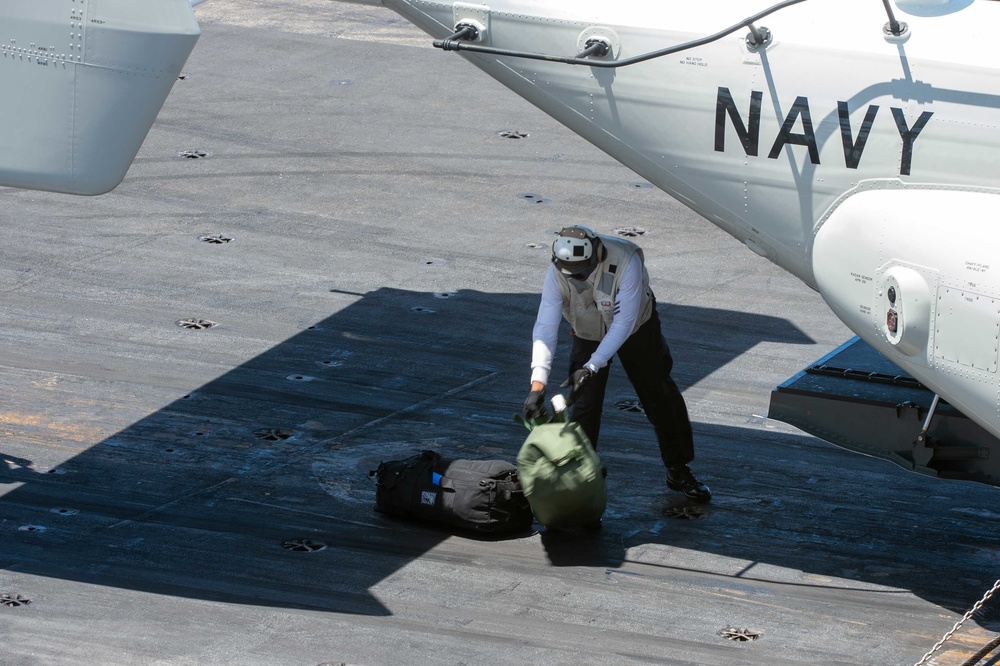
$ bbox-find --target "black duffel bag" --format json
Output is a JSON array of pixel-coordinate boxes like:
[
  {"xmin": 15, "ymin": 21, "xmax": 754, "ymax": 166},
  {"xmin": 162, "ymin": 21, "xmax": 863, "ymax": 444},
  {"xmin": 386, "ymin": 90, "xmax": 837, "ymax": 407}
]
[{"xmin": 370, "ymin": 450, "xmax": 533, "ymax": 534}]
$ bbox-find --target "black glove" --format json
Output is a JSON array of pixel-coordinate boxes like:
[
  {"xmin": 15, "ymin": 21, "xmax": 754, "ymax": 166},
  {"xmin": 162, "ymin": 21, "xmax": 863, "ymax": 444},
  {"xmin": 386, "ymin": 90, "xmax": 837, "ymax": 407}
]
[
  {"xmin": 523, "ymin": 389, "xmax": 547, "ymax": 421},
  {"xmin": 561, "ymin": 367, "xmax": 594, "ymax": 402}
]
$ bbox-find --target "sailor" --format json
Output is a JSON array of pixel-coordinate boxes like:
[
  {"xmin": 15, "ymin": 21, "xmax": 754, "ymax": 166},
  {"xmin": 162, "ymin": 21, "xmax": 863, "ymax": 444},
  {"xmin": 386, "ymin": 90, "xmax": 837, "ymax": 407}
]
[{"xmin": 524, "ymin": 225, "xmax": 711, "ymax": 502}]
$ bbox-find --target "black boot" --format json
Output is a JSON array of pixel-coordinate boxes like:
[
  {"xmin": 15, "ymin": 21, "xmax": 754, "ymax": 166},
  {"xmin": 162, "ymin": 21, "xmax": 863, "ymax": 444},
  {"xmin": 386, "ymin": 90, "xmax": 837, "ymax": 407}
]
[{"xmin": 666, "ymin": 465, "xmax": 711, "ymax": 503}]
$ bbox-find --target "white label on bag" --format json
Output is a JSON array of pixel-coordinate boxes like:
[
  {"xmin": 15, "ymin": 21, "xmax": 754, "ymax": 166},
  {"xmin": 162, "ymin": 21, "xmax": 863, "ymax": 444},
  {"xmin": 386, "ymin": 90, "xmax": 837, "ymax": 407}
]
[{"xmin": 421, "ymin": 491, "xmax": 436, "ymax": 505}]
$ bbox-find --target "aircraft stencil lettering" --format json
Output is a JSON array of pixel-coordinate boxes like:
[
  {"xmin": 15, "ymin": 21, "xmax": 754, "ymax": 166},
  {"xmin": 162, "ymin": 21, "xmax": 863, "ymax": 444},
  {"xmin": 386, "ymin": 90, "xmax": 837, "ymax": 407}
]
[{"xmin": 714, "ymin": 87, "xmax": 934, "ymax": 175}]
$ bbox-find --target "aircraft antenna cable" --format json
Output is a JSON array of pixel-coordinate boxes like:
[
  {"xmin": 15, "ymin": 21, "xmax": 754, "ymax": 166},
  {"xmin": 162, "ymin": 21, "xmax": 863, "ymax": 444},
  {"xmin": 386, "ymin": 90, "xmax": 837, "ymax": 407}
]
[
  {"xmin": 434, "ymin": 0, "xmax": 809, "ymax": 67},
  {"xmin": 880, "ymin": 0, "xmax": 908, "ymax": 37}
]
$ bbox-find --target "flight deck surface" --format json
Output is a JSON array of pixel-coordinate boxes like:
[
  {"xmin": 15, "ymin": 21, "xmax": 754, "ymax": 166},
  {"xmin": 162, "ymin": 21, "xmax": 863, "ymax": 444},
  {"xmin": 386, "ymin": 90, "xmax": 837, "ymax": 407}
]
[{"xmin": 0, "ymin": 2, "xmax": 997, "ymax": 664}]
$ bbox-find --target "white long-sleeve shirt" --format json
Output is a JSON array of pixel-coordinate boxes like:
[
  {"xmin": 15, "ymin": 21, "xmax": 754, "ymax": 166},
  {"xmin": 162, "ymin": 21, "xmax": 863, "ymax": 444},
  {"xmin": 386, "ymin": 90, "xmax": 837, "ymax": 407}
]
[{"xmin": 530, "ymin": 253, "xmax": 643, "ymax": 385}]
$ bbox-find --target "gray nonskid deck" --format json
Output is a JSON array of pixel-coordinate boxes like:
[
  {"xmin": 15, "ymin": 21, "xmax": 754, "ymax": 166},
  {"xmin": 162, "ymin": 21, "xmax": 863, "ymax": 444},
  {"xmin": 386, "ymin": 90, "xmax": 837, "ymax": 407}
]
[{"xmin": 0, "ymin": 3, "xmax": 997, "ymax": 665}]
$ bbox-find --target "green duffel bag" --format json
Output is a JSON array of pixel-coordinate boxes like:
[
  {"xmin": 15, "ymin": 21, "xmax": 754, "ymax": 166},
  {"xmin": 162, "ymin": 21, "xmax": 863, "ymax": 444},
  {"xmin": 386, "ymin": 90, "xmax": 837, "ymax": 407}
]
[{"xmin": 515, "ymin": 412, "xmax": 607, "ymax": 530}]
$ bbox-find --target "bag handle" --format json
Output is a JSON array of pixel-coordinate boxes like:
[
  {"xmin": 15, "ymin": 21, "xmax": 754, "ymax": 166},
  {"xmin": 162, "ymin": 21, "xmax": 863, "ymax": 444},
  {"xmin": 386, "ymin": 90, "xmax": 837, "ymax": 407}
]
[
  {"xmin": 368, "ymin": 449, "xmax": 441, "ymax": 487},
  {"xmin": 513, "ymin": 392, "xmax": 572, "ymax": 431}
]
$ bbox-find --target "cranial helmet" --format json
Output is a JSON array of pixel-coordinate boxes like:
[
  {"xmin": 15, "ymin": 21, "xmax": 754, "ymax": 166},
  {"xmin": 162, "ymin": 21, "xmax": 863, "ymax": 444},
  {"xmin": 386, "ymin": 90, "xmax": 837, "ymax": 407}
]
[{"xmin": 552, "ymin": 225, "xmax": 601, "ymax": 276}]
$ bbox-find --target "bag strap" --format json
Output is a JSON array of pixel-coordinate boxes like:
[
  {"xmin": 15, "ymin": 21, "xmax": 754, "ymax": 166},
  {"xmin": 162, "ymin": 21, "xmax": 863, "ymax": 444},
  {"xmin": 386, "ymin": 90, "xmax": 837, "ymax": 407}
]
[
  {"xmin": 438, "ymin": 476, "xmax": 526, "ymax": 501},
  {"xmin": 368, "ymin": 450, "xmax": 441, "ymax": 487},
  {"xmin": 512, "ymin": 388, "xmax": 578, "ymax": 431},
  {"xmin": 513, "ymin": 413, "xmax": 547, "ymax": 431}
]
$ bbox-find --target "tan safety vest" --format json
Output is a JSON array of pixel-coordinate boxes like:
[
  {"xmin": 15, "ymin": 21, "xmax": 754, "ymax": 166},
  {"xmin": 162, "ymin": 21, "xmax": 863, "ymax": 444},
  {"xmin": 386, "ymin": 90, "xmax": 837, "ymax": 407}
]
[{"xmin": 555, "ymin": 235, "xmax": 654, "ymax": 341}]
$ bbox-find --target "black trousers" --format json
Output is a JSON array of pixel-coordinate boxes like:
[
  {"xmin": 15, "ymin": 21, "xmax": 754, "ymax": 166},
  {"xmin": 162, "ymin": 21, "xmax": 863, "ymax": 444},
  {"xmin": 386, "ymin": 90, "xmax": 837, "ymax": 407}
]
[{"xmin": 568, "ymin": 307, "xmax": 694, "ymax": 469}]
